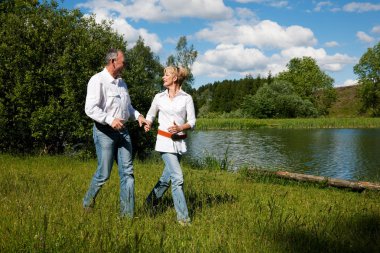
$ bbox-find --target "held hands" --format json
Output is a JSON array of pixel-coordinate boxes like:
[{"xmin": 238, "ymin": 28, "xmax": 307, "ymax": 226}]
[
  {"xmin": 111, "ymin": 115, "xmax": 147, "ymax": 131},
  {"xmin": 137, "ymin": 114, "xmax": 148, "ymax": 127},
  {"xmin": 144, "ymin": 120, "xmax": 152, "ymax": 132}
]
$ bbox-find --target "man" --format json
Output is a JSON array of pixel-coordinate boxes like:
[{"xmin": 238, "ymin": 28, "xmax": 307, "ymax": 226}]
[{"xmin": 83, "ymin": 48, "xmax": 146, "ymax": 217}]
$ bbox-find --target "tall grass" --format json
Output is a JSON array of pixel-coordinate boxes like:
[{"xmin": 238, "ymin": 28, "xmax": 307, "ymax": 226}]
[
  {"xmin": 196, "ymin": 117, "xmax": 380, "ymax": 130},
  {"xmin": 1, "ymin": 154, "xmax": 379, "ymax": 252}
]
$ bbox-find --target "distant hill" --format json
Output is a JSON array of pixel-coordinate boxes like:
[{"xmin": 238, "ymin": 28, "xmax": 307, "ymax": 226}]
[{"xmin": 328, "ymin": 85, "xmax": 364, "ymax": 117}]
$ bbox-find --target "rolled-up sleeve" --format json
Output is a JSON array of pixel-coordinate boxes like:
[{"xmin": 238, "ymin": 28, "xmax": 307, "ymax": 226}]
[
  {"xmin": 146, "ymin": 95, "xmax": 159, "ymax": 123},
  {"xmin": 186, "ymin": 95, "xmax": 196, "ymax": 129}
]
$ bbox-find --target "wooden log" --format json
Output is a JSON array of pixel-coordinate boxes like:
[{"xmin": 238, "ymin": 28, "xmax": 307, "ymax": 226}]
[{"xmin": 274, "ymin": 171, "xmax": 380, "ymax": 191}]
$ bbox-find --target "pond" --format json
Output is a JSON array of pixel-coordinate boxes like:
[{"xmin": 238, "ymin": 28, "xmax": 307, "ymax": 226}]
[{"xmin": 186, "ymin": 128, "xmax": 380, "ymax": 182}]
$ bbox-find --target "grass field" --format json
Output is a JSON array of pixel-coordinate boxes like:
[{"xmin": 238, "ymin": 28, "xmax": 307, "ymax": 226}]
[
  {"xmin": 1, "ymin": 154, "xmax": 379, "ymax": 252},
  {"xmin": 328, "ymin": 85, "xmax": 363, "ymax": 118}
]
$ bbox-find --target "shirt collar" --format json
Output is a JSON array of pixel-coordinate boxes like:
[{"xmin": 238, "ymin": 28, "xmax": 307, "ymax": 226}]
[
  {"xmin": 161, "ymin": 88, "xmax": 186, "ymax": 97},
  {"xmin": 102, "ymin": 68, "xmax": 117, "ymax": 84}
]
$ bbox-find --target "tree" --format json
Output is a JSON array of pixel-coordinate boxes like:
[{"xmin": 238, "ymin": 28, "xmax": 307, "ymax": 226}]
[
  {"xmin": 0, "ymin": 0, "xmax": 161, "ymax": 155},
  {"xmin": 166, "ymin": 36, "xmax": 197, "ymax": 92},
  {"xmin": 354, "ymin": 42, "xmax": 380, "ymax": 116},
  {"xmin": 277, "ymin": 57, "xmax": 336, "ymax": 115},
  {"xmin": 242, "ymin": 80, "xmax": 318, "ymax": 118}
]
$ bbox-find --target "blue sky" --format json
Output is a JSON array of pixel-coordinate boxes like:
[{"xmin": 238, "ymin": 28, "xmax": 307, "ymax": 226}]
[{"xmin": 59, "ymin": 0, "xmax": 380, "ymax": 89}]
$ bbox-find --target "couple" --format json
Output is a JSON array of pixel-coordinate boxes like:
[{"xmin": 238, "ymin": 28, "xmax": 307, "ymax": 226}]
[{"xmin": 83, "ymin": 49, "xmax": 195, "ymax": 226}]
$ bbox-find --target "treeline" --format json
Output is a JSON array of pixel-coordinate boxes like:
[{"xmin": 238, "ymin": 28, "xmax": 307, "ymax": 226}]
[
  {"xmin": 193, "ymin": 74, "xmax": 268, "ymax": 115},
  {"xmin": 193, "ymin": 56, "xmax": 337, "ymax": 119}
]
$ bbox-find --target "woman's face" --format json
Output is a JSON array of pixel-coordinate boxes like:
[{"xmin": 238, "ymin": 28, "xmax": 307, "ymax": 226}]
[{"xmin": 162, "ymin": 69, "xmax": 177, "ymax": 88}]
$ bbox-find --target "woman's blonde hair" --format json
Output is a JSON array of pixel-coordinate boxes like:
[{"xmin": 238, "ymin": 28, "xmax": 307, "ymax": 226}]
[{"xmin": 164, "ymin": 66, "xmax": 189, "ymax": 86}]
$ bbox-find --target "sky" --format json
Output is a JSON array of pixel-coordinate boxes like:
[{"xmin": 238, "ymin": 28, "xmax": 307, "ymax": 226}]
[{"xmin": 59, "ymin": 0, "xmax": 380, "ymax": 89}]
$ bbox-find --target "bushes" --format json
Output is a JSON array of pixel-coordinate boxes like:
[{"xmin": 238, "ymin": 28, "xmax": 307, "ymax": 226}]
[{"xmin": 242, "ymin": 80, "xmax": 318, "ymax": 118}]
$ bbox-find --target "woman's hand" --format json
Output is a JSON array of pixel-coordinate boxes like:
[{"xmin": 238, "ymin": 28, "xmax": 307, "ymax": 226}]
[
  {"xmin": 144, "ymin": 120, "xmax": 152, "ymax": 132},
  {"xmin": 168, "ymin": 121, "xmax": 183, "ymax": 134}
]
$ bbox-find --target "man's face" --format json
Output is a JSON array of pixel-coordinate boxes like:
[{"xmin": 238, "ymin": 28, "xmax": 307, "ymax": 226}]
[{"xmin": 113, "ymin": 52, "xmax": 126, "ymax": 76}]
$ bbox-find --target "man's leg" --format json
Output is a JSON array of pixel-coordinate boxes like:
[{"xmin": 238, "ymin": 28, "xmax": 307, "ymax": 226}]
[
  {"xmin": 117, "ymin": 130, "xmax": 134, "ymax": 217},
  {"xmin": 83, "ymin": 125, "xmax": 115, "ymax": 208}
]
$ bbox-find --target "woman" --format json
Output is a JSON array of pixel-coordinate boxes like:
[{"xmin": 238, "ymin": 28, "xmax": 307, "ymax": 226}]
[{"xmin": 144, "ymin": 66, "xmax": 196, "ymax": 226}]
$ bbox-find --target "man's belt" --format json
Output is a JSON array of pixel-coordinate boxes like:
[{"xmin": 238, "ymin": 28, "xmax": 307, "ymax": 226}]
[
  {"xmin": 95, "ymin": 122, "xmax": 117, "ymax": 132},
  {"xmin": 158, "ymin": 129, "xmax": 187, "ymax": 140}
]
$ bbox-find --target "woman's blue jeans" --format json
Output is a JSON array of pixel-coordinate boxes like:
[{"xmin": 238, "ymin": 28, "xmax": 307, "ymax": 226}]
[
  {"xmin": 149, "ymin": 152, "xmax": 189, "ymax": 221},
  {"xmin": 83, "ymin": 124, "xmax": 134, "ymax": 217}
]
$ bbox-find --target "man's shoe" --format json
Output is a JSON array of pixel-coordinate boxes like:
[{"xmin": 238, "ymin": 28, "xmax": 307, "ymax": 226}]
[{"xmin": 178, "ymin": 219, "xmax": 191, "ymax": 227}]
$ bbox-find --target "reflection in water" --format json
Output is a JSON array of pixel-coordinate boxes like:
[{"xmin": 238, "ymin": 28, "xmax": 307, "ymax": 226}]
[{"xmin": 186, "ymin": 128, "xmax": 380, "ymax": 182}]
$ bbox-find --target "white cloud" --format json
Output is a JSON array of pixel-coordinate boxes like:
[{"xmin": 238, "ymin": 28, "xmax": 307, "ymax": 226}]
[
  {"xmin": 341, "ymin": 79, "xmax": 358, "ymax": 87},
  {"xmin": 235, "ymin": 0, "xmax": 265, "ymax": 3},
  {"xmin": 161, "ymin": 0, "xmax": 234, "ymax": 19},
  {"xmin": 269, "ymin": 1, "xmax": 288, "ymax": 8},
  {"xmin": 78, "ymin": 0, "xmax": 233, "ymax": 21},
  {"xmin": 325, "ymin": 41, "xmax": 339, "ymax": 47},
  {"xmin": 81, "ymin": 7, "xmax": 162, "ymax": 53},
  {"xmin": 196, "ymin": 19, "xmax": 317, "ymax": 49},
  {"xmin": 314, "ymin": 1, "xmax": 333, "ymax": 12},
  {"xmin": 343, "ymin": 2, "xmax": 380, "ymax": 13},
  {"xmin": 356, "ymin": 31, "xmax": 374, "ymax": 43},
  {"xmin": 280, "ymin": 47, "xmax": 356, "ymax": 72},
  {"xmin": 193, "ymin": 44, "xmax": 356, "ymax": 81},
  {"xmin": 235, "ymin": 0, "xmax": 289, "ymax": 8},
  {"xmin": 192, "ymin": 44, "xmax": 285, "ymax": 78},
  {"xmin": 372, "ymin": 25, "xmax": 380, "ymax": 34},
  {"xmin": 75, "ymin": 0, "xmax": 235, "ymax": 53}
]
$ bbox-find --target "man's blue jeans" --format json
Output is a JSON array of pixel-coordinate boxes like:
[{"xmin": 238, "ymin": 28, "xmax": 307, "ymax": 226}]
[
  {"xmin": 150, "ymin": 152, "xmax": 189, "ymax": 221},
  {"xmin": 83, "ymin": 124, "xmax": 134, "ymax": 217}
]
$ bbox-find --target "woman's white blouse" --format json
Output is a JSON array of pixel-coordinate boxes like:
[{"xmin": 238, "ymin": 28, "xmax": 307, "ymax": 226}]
[{"xmin": 146, "ymin": 89, "xmax": 196, "ymax": 154}]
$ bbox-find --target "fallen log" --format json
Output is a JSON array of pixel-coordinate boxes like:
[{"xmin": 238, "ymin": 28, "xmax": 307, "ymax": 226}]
[{"xmin": 274, "ymin": 171, "xmax": 380, "ymax": 191}]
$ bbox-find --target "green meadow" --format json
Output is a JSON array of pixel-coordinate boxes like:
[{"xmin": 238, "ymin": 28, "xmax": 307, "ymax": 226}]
[{"xmin": 1, "ymin": 154, "xmax": 379, "ymax": 252}]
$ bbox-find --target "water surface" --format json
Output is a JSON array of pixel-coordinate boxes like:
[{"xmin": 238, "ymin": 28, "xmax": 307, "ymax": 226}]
[{"xmin": 186, "ymin": 128, "xmax": 380, "ymax": 182}]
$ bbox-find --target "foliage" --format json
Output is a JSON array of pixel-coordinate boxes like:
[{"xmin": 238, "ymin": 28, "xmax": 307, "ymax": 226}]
[
  {"xmin": 277, "ymin": 56, "xmax": 336, "ymax": 115},
  {"xmin": 354, "ymin": 41, "xmax": 380, "ymax": 116},
  {"xmin": 328, "ymin": 85, "xmax": 363, "ymax": 117},
  {"xmin": 0, "ymin": 0, "xmax": 161, "ymax": 155},
  {"xmin": 194, "ymin": 74, "xmax": 266, "ymax": 116},
  {"xmin": 242, "ymin": 80, "xmax": 318, "ymax": 118},
  {"xmin": 166, "ymin": 36, "xmax": 197, "ymax": 93}
]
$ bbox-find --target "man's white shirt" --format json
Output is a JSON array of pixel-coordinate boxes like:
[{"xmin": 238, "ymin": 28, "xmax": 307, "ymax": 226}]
[{"xmin": 85, "ymin": 68, "xmax": 140, "ymax": 125}]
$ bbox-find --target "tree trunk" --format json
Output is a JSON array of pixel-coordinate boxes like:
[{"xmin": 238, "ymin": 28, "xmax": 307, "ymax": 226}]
[{"xmin": 273, "ymin": 171, "xmax": 380, "ymax": 191}]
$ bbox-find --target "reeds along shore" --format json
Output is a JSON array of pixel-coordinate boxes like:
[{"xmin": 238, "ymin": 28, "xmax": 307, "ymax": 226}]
[{"xmin": 196, "ymin": 117, "xmax": 380, "ymax": 130}]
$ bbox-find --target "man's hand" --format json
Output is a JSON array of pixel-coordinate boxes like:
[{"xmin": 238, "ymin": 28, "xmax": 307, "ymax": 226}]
[
  {"xmin": 111, "ymin": 118, "xmax": 125, "ymax": 130},
  {"xmin": 137, "ymin": 114, "xmax": 148, "ymax": 127}
]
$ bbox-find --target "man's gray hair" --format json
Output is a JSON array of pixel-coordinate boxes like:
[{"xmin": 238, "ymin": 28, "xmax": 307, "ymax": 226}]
[{"xmin": 105, "ymin": 48, "xmax": 119, "ymax": 64}]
